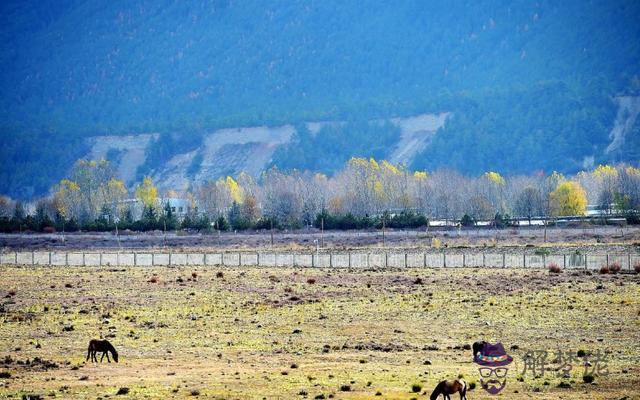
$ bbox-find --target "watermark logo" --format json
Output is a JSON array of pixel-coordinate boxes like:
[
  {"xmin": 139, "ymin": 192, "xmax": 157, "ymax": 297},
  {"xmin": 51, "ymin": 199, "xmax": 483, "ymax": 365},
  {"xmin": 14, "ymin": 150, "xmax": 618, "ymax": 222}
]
[
  {"xmin": 521, "ymin": 348, "xmax": 610, "ymax": 378},
  {"xmin": 474, "ymin": 342, "xmax": 513, "ymax": 395}
]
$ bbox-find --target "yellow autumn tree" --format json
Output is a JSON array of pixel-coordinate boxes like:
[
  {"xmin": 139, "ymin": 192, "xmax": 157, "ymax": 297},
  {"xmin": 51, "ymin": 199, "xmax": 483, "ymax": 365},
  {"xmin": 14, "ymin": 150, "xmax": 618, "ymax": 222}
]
[
  {"xmin": 54, "ymin": 179, "xmax": 82, "ymax": 220},
  {"xmin": 484, "ymin": 171, "xmax": 505, "ymax": 186},
  {"xmin": 593, "ymin": 164, "xmax": 618, "ymax": 179},
  {"xmin": 413, "ymin": 171, "xmax": 428, "ymax": 180},
  {"xmin": 225, "ymin": 176, "xmax": 244, "ymax": 204},
  {"xmin": 104, "ymin": 178, "xmax": 127, "ymax": 218},
  {"xmin": 135, "ymin": 176, "xmax": 158, "ymax": 208},
  {"xmin": 549, "ymin": 181, "xmax": 587, "ymax": 216}
]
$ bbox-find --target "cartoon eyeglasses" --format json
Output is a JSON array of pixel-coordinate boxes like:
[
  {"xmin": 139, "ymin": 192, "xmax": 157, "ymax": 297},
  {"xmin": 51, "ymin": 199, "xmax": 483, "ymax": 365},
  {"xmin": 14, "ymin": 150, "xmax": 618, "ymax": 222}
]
[{"xmin": 478, "ymin": 367, "xmax": 509, "ymax": 378}]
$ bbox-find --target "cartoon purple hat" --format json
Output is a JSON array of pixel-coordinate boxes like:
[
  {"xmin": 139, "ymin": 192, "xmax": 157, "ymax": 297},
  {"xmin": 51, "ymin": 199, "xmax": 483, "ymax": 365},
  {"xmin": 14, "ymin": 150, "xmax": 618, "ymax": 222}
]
[{"xmin": 474, "ymin": 342, "xmax": 513, "ymax": 366}]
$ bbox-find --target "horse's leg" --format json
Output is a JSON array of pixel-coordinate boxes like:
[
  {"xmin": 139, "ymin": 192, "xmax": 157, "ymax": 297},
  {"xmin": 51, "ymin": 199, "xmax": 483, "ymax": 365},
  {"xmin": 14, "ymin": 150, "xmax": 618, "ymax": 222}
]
[
  {"xmin": 100, "ymin": 352, "xmax": 105, "ymax": 362},
  {"xmin": 86, "ymin": 347, "xmax": 91, "ymax": 362},
  {"xmin": 106, "ymin": 352, "xmax": 111, "ymax": 363},
  {"xmin": 92, "ymin": 351, "xmax": 97, "ymax": 363}
]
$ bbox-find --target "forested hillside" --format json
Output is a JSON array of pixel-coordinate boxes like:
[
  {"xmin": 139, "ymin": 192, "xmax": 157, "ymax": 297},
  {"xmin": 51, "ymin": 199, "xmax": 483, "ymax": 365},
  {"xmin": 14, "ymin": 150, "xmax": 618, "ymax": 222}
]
[{"xmin": 1, "ymin": 0, "xmax": 639, "ymax": 199}]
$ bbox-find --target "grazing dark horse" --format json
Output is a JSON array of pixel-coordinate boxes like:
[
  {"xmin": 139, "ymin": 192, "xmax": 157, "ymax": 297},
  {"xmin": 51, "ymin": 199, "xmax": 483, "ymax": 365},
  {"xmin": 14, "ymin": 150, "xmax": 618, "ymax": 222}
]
[
  {"xmin": 86, "ymin": 339, "xmax": 118, "ymax": 363},
  {"xmin": 472, "ymin": 340, "xmax": 487, "ymax": 358},
  {"xmin": 430, "ymin": 379, "xmax": 468, "ymax": 400}
]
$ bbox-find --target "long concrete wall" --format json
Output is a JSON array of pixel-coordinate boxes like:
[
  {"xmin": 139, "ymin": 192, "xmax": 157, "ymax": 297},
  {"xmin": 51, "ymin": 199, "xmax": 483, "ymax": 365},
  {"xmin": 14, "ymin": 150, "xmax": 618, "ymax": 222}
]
[{"xmin": 1, "ymin": 251, "xmax": 638, "ymax": 270}]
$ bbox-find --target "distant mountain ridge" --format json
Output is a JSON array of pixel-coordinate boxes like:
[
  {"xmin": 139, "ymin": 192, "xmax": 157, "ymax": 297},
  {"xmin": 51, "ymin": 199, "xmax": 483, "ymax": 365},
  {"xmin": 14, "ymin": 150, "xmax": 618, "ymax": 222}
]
[{"xmin": 1, "ymin": 0, "xmax": 639, "ymax": 198}]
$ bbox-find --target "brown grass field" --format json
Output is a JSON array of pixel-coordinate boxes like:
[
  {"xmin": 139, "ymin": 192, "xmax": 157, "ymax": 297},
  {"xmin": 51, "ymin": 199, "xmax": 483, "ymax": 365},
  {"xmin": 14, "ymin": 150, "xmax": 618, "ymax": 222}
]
[{"xmin": 0, "ymin": 264, "xmax": 639, "ymax": 399}]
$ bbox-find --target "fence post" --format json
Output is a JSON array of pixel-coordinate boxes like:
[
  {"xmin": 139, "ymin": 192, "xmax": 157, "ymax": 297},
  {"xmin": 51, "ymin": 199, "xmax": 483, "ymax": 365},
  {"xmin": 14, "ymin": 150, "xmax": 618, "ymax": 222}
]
[
  {"xmin": 48, "ymin": 251, "xmax": 52, "ymax": 266},
  {"xmin": 100, "ymin": 252, "xmax": 103, "ymax": 267},
  {"xmin": 563, "ymin": 254, "xmax": 566, "ymax": 269},
  {"xmin": 443, "ymin": 252, "xmax": 446, "ymax": 268},
  {"xmin": 385, "ymin": 252, "xmax": 388, "ymax": 268},
  {"xmin": 238, "ymin": 253, "xmax": 241, "ymax": 267},
  {"xmin": 584, "ymin": 254, "xmax": 588, "ymax": 270},
  {"xmin": 606, "ymin": 254, "xmax": 609, "ymax": 267},
  {"xmin": 482, "ymin": 253, "xmax": 485, "ymax": 267},
  {"xmin": 257, "ymin": 252, "xmax": 260, "ymax": 266},
  {"xmin": 133, "ymin": 252, "xmax": 137, "ymax": 267},
  {"xmin": 31, "ymin": 251, "xmax": 35, "ymax": 265},
  {"xmin": 367, "ymin": 253, "xmax": 370, "ymax": 268},
  {"xmin": 329, "ymin": 253, "xmax": 333, "ymax": 268},
  {"xmin": 462, "ymin": 253, "xmax": 466, "ymax": 267},
  {"xmin": 629, "ymin": 253, "xmax": 632, "ymax": 270},
  {"xmin": 423, "ymin": 252, "xmax": 427, "ymax": 268},
  {"xmin": 83, "ymin": 252, "xmax": 86, "ymax": 267},
  {"xmin": 348, "ymin": 252, "xmax": 351, "ymax": 268},
  {"xmin": 65, "ymin": 252, "xmax": 68, "ymax": 266},
  {"xmin": 405, "ymin": 253, "xmax": 408, "ymax": 268},
  {"xmin": 503, "ymin": 253, "xmax": 506, "ymax": 268},
  {"xmin": 542, "ymin": 254, "xmax": 546, "ymax": 268},
  {"xmin": 523, "ymin": 252, "xmax": 526, "ymax": 268}
]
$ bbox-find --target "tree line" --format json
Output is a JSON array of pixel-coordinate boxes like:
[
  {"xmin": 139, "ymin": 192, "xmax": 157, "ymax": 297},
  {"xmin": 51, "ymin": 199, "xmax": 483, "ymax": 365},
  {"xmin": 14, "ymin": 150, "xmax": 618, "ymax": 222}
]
[{"xmin": 0, "ymin": 158, "xmax": 639, "ymax": 233}]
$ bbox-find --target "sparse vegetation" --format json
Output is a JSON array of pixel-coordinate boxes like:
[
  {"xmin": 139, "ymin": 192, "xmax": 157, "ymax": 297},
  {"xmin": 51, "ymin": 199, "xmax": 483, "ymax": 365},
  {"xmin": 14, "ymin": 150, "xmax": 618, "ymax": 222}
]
[
  {"xmin": 0, "ymin": 265, "xmax": 637, "ymax": 399},
  {"xmin": 609, "ymin": 262, "xmax": 622, "ymax": 274},
  {"xmin": 548, "ymin": 263, "xmax": 562, "ymax": 274}
]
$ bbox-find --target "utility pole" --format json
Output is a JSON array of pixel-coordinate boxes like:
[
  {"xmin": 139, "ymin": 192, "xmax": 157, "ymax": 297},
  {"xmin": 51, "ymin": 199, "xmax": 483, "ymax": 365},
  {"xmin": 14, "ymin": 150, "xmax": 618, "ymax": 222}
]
[{"xmin": 270, "ymin": 218, "xmax": 274, "ymax": 248}]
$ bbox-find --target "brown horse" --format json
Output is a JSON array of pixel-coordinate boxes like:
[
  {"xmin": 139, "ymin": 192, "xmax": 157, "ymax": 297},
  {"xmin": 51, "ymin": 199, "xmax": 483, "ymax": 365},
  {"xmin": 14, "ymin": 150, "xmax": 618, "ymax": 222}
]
[
  {"xmin": 86, "ymin": 339, "xmax": 118, "ymax": 363},
  {"xmin": 430, "ymin": 379, "xmax": 468, "ymax": 400}
]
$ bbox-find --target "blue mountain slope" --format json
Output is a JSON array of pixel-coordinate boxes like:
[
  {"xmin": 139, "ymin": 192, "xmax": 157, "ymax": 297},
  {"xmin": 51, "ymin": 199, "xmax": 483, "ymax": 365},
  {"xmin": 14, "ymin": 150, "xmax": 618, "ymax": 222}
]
[{"xmin": 0, "ymin": 0, "xmax": 639, "ymax": 198}]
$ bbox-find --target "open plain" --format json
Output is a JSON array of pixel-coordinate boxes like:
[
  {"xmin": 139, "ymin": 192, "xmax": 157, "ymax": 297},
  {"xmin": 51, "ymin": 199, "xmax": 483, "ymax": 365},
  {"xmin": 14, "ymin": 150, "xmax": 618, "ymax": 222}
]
[{"xmin": 0, "ymin": 263, "xmax": 639, "ymax": 399}]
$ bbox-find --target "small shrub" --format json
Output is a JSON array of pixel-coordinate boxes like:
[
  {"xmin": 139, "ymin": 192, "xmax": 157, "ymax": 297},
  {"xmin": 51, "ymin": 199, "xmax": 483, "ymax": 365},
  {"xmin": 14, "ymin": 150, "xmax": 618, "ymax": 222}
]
[
  {"xmin": 148, "ymin": 276, "xmax": 158, "ymax": 283},
  {"xmin": 469, "ymin": 382, "xmax": 476, "ymax": 390},
  {"xmin": 191, "ymin": 272, "xmax": 198, "ymax": 279},
  {"xmin": 609, "ymin": 262, "xmax": 621, "ymax": 274},
  {"xmin": 190, "ymin": 389, "xmax": 200, "ymax": 396},
  {"xmin": 290, "ymin": 363, "xmax": 298, "ymax": 369},
  {"xmin": 413, "ymin": 277, "xmax": 424, "ymax": 285},
  {"xmin": 577, "ymin": 349, "xmax": 586, "ymax": 357},
  {"xmin": 306, "ymin": 278, "xmax": 316, "ymax": 284},
  {"xmin": 0, "ymin": 371, "xmax": 10, "ymax": 378},
  {"xmin": 216, "ymin": 271, "xmax": 224, "ymax": 278},
  {"xmin": 411, "ymin": 383, "xmax": 422, "ymax": 393},
  {"xmin": 599, "ymin": 265, "xmax": 610, "ymax": 274},
  {"xmin": 548, "ymin": 263, "xmax": 562, "ymax": 273},
  {"xmin": 116, "ymin": 387, "xmax": 130, "ymax": 395},
  {"xmin": 339, "ymin": 384, "xmax": 351, "ymax": 392},
  {"xmin": 583, "ymin": 373, "xmax": 595, "ymax": 383}
]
